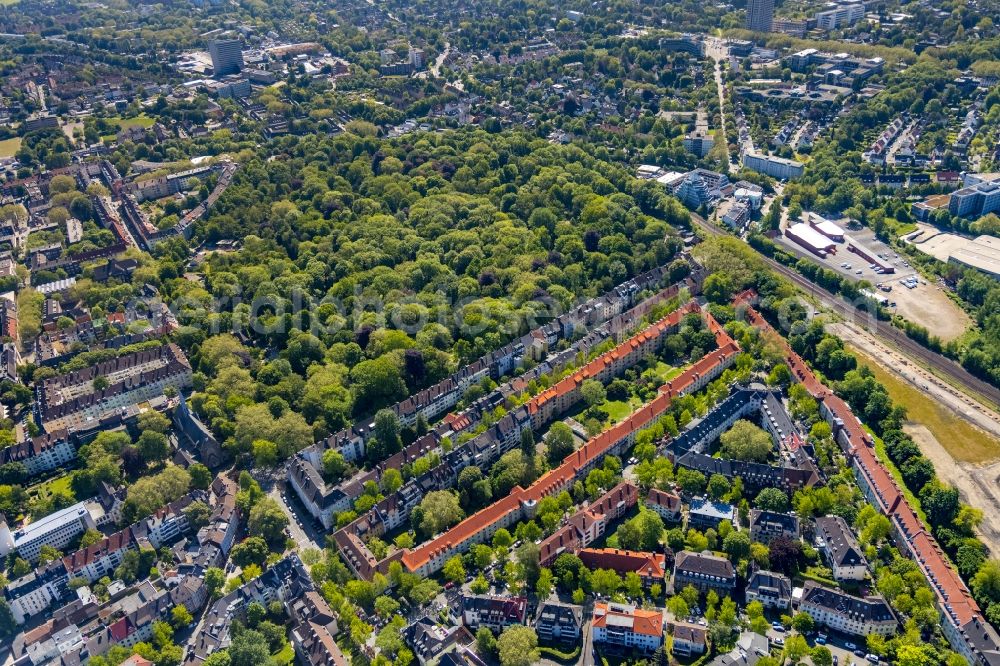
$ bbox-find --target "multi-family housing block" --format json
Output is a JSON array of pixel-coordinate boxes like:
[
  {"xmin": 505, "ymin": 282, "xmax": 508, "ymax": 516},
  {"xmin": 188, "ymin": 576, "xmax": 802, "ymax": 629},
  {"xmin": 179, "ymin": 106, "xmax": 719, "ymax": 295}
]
[
  {"xmin": 294, "ymin": 267, "xmax": 699, "ymax": 529},
  {"xmin": 749, "ymin": 510, "xmax": 800, "ymax": 544},
  {"xmin": 539, "ymin": 482, "xmax": 638, "ymax": 566},
  {"xmin": 535, "ymin": 601, "xmax": 583, "ymax": 645},
  {"xmin": 672, "ymin": 551, "xmax": 737, "ymax": 596},
  {"xmin": 459, "ymin": 594, "xmax": 527, "ymax": 633},
  {"xmin": 184, "ymin": 554, "xmax": 313, "ymax": 666},
  {"xmin": 644, "ymin": 488, "xmax": 681, "ymax": 523},
  {"xmin": 0, "ymin": 429, "xmax": 75, "ymax": 478},
  {"xmin": 687, "ymin": 498, "xmax": 737, "ymax": 530},
  {"xmin": 287, "ymin": 589, "xmax": 348, "ymax": 666},
  {"xmin": 814, "ymin": 515, "xmax": 868, "ymax": 582},
  {"xmin": 797, "ymin": 581, "xmax": 897, "ymax": 637},
  {"xmin": 746, "ymin": 570, "xmax": 792, "ymax": 610},
  {"xmin": 35, "ymin": 343, "xmax": 192, "ymax": 432},
  {"xmin": 578, "ymin": 548, "xmax": 668, "ymax": 587},
  {"xmin": 737, "ymin": 292, "xmax": 1000, "ymax": 665},
  {"xmin": 591, "ymin": 602, "xmax": 665, "ymax": 654},
  {"xmin": 0, "ymin": 501, "xmax": 98, "ymax": 562},
  {"xmin": 671, "ymin": 622, "xmax": 708, "ymax": 657},
  {"xmin": 390, "ymin": 306, "xmax": 739, "ymax": 578}
]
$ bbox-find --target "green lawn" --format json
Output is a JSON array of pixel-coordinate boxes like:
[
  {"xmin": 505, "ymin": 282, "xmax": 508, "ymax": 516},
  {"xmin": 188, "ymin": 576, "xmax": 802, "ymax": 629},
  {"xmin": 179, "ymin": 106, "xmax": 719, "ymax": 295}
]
[
  {"xmin": 272, "ymin": 641, "xmax": 295, "ymax": 666},
  {"xmin": 29, "ymin": 472, "xmax": 76, "ymax": 498},
  {"xmin": 657, "ymin": 362, "xmax": 684, "ymax": 381},
  {"xmin": 118, "ymin": 114, "xmax": 156, "ymax": 129},
  {"xmin": 0, "ymin": 137, "xmax": 21, "ymax": 158},
  {"xmin": 603, "ymin": 399, "xmax": 638, "ymax": 423},
  {"xmin": 849, "ymin": 344, "xmax": 1000, "ymax": 464},
  {"xmin": 867, "ymin": 426, "xmax": 929, "ymax": 526},
  {"xmin": 101, "ymin": 115, "xmax": 157, "ymax": 141}
]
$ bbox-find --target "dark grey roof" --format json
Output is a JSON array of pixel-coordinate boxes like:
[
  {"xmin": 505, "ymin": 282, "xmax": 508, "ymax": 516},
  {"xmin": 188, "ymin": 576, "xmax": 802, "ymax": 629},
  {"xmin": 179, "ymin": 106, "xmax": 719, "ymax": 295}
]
[
  {"xmin": 674, "ymin": 551, "xmax": 736, "ymax": 580},
  {"xmin": 747, "ymin": 570, "xmax": 791, "ymax": 599},
  {"xmin": 750, "ymin": 510, "xmax": 800, "ymax": 535},
  {"xmin": 536, "ymin": 601, "xmax": 583, "ymax": 632},
  {"xmin": 815, "ymin": 515, "xmax": 867, "ymax": 568},
  {"xmin": 800, "ymin": 581, "xmax": 895, "ymax": 624}
]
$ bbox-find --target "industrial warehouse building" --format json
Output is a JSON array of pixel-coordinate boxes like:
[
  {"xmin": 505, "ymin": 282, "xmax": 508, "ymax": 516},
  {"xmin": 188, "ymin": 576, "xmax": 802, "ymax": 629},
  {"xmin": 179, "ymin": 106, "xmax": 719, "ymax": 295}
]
[{"xmin": 784, "ymin": 223, "xmax": 837, "ymax": 257}]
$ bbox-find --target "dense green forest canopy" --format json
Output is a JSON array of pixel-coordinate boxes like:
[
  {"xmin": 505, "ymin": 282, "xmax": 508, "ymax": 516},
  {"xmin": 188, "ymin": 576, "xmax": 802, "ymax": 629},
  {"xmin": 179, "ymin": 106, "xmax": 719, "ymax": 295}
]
[{"xmin": 157, "ymin": 129, "xmax": 693, "ymax": 454}]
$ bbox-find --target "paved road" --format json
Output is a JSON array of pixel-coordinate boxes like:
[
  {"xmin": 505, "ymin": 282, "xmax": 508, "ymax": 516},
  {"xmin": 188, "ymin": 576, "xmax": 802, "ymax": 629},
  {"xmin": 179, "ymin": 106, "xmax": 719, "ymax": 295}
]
[
  {"xmin": 705, "ymin": 38, "xmax": 740, "ymax": 173},
  {"xmin": 267, "ymin": 482, "xmax": 326, "ymax": 552},
  {"xmin": 690, "ymin": 212, "xmax": 1000, "ymax": 409}
]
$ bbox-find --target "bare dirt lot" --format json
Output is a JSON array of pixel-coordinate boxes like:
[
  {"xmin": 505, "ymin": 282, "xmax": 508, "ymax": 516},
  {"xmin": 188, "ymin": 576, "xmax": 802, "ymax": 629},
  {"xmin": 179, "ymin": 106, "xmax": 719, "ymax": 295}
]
[
  {"xmin": 906, "ymin": 425, "xmax": 1000, "ymax": 556},
  {"xmin": 888, "ymin": 279, "xmax": 972, "ymax": 342},
  {"xmin": 835, "ymin": 325, "xmax": 1000, "ymax": 454},
  {"xmin": 833, "ymin": 324, "xmax": 1000, "ymax": 553}
]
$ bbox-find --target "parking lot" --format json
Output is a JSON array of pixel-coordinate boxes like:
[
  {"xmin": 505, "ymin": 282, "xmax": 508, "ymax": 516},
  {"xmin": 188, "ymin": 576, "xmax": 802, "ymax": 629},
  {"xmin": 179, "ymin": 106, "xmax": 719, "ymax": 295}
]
[
  {"xmin": 766, "ymin": 626, "xmax": 877, "ymax": 666},
  {"xmin": 776, "ymin": 226, "xmax": 918, "ymax": 285},
  {"xmin": 774, "ymin": 224, "xmax": 973, "ymax": 340}
]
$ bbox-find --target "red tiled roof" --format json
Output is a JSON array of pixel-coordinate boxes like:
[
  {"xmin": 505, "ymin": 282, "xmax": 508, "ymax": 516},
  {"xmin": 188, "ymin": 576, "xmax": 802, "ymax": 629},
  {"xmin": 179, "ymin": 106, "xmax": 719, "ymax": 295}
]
[
  {"xmin": 109, "ymin": 617, "xmax": 132, "ymax": 642},
  {"xmin": 527, "ymin": 301, "xmax": 702, "ymax": 416},
  {"xmin": 578, "ymin": 548, "xmax": 667, "ymax": 579},
  {"xmin": 120, "ymin": 656, "xmax": 155, "ymax": 666},
  {"xmin": 63, "ymin": 527, "xmax": 135, "ymax": 572},
  {"xmin": 736, "ymin": 291, "xmax": 984, "ymax": 632},
  {"xmin": 401, "ymin": 307, "xmax": 739, "ymax": 573},
  {"xmin": 592, "ymin": 602, "xmax": 663, "ymax": 637},
  {"xmin": 646, "ymin": 488, "xmax": 681, "ymax": 512}
]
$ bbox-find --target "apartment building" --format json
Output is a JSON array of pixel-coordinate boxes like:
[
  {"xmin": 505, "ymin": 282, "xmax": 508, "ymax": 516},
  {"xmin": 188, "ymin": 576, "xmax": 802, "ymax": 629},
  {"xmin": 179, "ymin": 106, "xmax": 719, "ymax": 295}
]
[
  {"xmin": 746, "ymin": 0, "xmax": 774, "ymax": 32},
  {"xmin": 288, "ymin": 590, "xmax": 348, "ymax": 666},
  {"xmin": 578, "ymin": 548, "xmax": 668, "ymax": 587},
  {"xmin": 672, "ymin": 551, "xmax": 737, "ymax": 596},
  {"xmin": 746, "ymin": 570, "xmax": 792, "ymax": 610},
  {"xmin": 535, "ymin": 601, "xmax": 583, "ymax": 644},
  {"xmin": 0, "ymin": 501, "xmax": 98, "ymax": 561},
  {"xmin": 815, "ymin": 515, "xmax": 868, "ymax": 582},
  {"xmin": 949, "ymin": 181, "xmax": 1000, "ymax": 220},
  {"xmin": 742, "ymin": 152, "xmax": 804, "ymax": 180},
  {"xmin": 644, "ymin": 488, "xmax": 681, "ymax": 523},
  {"xmin": 591, "ymin": 602, "xmax": 665, "ymax": 654},
  {"xmin": 539, "ymin": 482, "xmax": 639, "ymax": 566},
  {"xmin": 672, "ymin": 622, "xmax": 708, "ymax": 657},
  {"xmin": 0, "ymin": 429, "xmax": 75, "ymax": 478},
  {"xmin": 815, "ymin": 3, "xmax": 865, "ymax": 30},
  {"xmin": 208, "ymin": 39, "xmax": 244, "ymax": 75},
  {"xmin": 749, "ymin": 510, "xmax": 800, "ymax": 544},
  {"xmin": 688, "ymin": 498, "xmax": 737, "ymax": 530},
  {"xmin": 403, "ymin": 616, "xmax": 470, "ymax": 666},
  {"xmin": 35, "ymin": 343, "xmax": 192, "ymax": 432},
  {"xmin": 797, "ymin": 581, "xmax": 896, "ymax": 637},
  {"xmin": 460, "ymin": 594, "xmax": 527, "ymax": 633},
  {"xmin": 677, "ymin": 451, "xmax": 821, "ymax": 494},
  {"xmin": 185, "ymin": 555, "xmax": 313, "ymax": 666},
  {"xmin": 4, "ymin": 560, "xmax": 69, "ymax": 624}
]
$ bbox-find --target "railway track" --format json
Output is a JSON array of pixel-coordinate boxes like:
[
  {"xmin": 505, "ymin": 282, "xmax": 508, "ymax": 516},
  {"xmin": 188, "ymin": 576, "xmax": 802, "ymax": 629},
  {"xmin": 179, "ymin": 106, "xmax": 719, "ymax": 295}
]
[{"xmin": 690, "ymin": 213, "xmax": 1000, "ymax": 408}]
